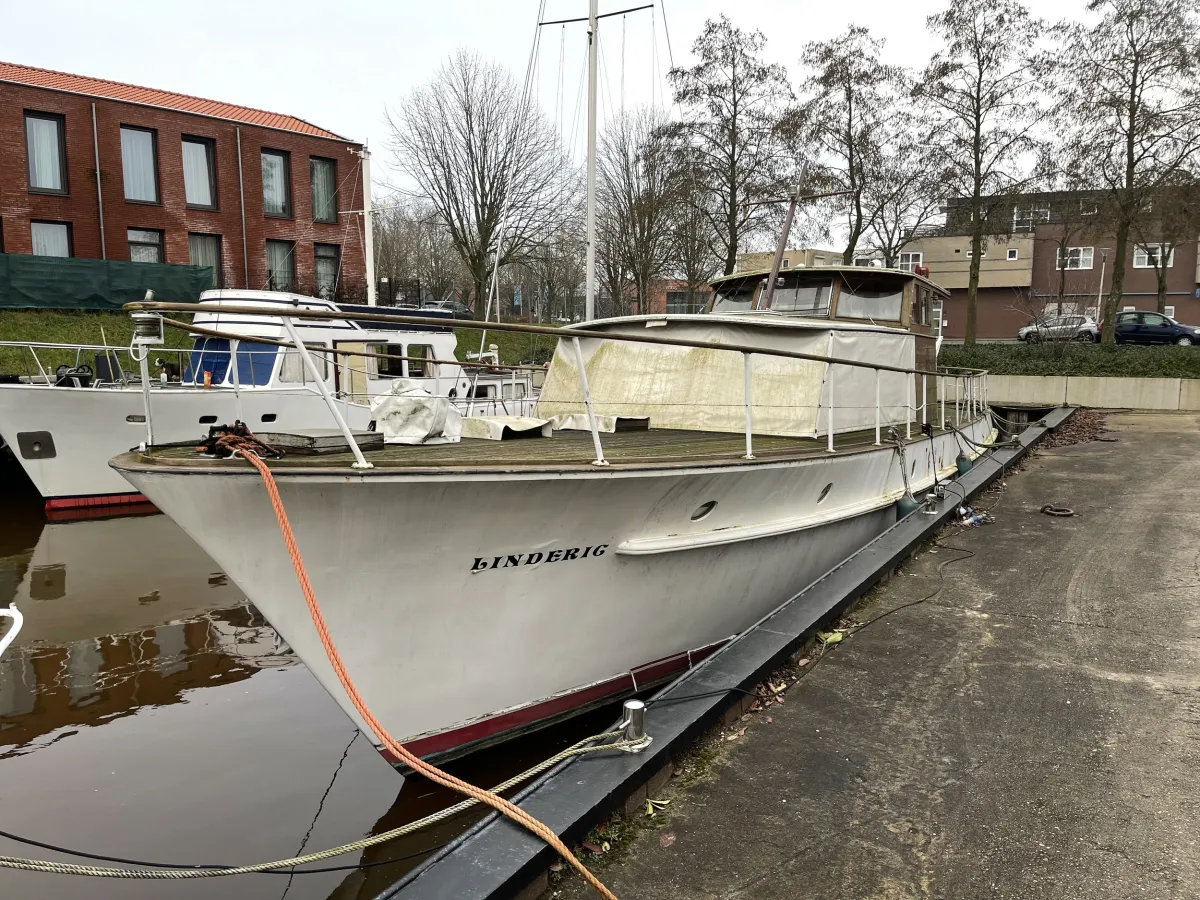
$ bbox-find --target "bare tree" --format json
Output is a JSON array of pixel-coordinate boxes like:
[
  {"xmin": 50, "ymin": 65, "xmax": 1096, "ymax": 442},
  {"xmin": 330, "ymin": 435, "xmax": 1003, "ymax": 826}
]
[
  {"xmin": 1056, "ymin": 0, "xmax": 1200, "ymax": 342},
  {"xmin": 597, "ymin": 109, "xmax": 678, "ymax": 315},
  {"xmin": 372, "ymin": 200, "xmax": 471, "ymax": 306},
  {"xmin": 1132, "ymin": 172, "xmax": 1200, "ymax": 313},
  {"xmin": 387, "ymin": 51, "xmax": 570, "ymax": 310},
  {"xmin": 862, "ymin": 128, "xmax": 945, "ymax": 268},
  {"xmin": 792, "ymin": 26, "xmax": 903, "ymax": 264},
  {"xmin": 671, "ymin": 173, "xmax": 722, "ymax": 311},
  {"xmin": 916, "ymin": 0, "xmax": 1046, "ymax": 346},
  {"xmin": 528, "ymin": 221, "xmax": 585, "ymax": 323},
  {"xmin": 668, "ymin": 15, "xmax": 794, "ymax": 276}
]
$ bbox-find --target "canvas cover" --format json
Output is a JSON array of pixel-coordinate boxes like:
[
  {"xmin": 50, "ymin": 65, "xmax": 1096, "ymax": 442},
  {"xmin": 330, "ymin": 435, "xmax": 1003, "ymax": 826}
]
[
  {"xmin": 535, "ymin": 318, "xmax": 915, "ymax": 438},
  {"xmin": 369, "ymin": 379, "xmax": 462, "ymax": 445}
]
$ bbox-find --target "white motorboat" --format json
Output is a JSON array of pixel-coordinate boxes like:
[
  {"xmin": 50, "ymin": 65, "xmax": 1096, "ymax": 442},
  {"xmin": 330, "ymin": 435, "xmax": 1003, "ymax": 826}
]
[
  {"xmin": 113, "ymin": 265, "xmax": 996, "ymax": 763},
  {"xmin": 0, "ymin": 290, "xmax": 536, "ymax": 511}
]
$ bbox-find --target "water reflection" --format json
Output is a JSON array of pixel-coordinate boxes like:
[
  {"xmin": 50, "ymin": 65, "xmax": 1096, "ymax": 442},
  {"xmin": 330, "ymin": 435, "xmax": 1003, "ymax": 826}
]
[{"xmin": 0, "ymin": 467, "xmax": 623, "ymax": 899}]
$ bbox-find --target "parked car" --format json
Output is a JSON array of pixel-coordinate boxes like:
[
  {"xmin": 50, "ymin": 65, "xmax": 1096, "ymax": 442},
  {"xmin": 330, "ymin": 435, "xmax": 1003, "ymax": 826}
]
[
  {"xmin": 422, "ymin": 299, "xmax": 475, "ymax": 319},
  {"xmin": 1017, "ymin": 314, "xmax": 1099, "ymax": 343},
  {"xmin": 1106, "ymin": 310, "xmax": 1200, "ymax": 345}
]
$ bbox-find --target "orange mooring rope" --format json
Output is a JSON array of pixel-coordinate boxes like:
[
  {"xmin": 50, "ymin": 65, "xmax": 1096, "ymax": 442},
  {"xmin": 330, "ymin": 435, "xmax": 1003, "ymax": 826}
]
[{"xmin": 239, "ymin": 451, "xmax": 617, "ymax": 900}]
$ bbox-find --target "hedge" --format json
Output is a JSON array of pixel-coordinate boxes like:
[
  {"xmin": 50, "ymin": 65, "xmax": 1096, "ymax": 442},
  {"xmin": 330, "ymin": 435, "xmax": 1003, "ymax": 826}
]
[{"xmin": 940, "ymin": 343, "xmax": 1200, "ymax": 378}]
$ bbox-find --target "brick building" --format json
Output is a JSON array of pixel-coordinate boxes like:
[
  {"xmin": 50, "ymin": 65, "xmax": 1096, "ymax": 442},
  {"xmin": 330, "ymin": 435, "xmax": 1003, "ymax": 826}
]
[
  {"xmin": 901, "ymin": 191, "xmax": 1200, "ymax": 340},
  {"xmin": 0, "ymin": 61, "xmax": 366, "ymax": 299}
]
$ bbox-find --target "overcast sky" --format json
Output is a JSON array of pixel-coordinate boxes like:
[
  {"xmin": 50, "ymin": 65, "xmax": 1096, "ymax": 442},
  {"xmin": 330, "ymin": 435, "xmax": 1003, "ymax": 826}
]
[{"xmin": 3, "ymin": 0, "xmax": 1092, "ymax": 194}]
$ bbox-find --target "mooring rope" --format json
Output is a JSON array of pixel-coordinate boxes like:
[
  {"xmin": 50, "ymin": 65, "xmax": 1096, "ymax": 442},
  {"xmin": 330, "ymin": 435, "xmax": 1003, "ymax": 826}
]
[{"xmin": 0, "ymin": 452, "xmax": 630, "ymax": 895}]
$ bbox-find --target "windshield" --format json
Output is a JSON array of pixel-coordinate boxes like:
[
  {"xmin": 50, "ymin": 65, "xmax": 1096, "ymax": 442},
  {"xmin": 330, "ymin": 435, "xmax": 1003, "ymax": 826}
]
[
  {"xmin": 710, "ymin": 284, "xmax": 756, "ymax": 313},
  {"xmin": 186, "ymin": 338, "xmax": 231, "ymax": 385},
  {"xmin": 235, "ymin": 342, "xmax": 279, "ymax": 386}
]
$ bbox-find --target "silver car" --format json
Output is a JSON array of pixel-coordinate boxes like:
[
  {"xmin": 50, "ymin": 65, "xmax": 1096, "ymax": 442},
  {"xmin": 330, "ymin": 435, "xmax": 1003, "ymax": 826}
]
[{"xmin": 1017, "ymin": 314, "xmax": 1099, "ymax": 343}]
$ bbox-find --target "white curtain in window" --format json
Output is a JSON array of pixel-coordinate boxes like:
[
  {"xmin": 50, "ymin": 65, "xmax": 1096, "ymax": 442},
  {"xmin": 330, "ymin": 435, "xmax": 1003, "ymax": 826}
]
[
  {"xmin": 266, "ymin": 240, "xmax": 294, "ymax": 290},
  {"xmin": 26, "ymin": 117, "xmax": 63, "ymax": 191},
  {"xmin": 314, "ymin": 244, "xmax": 338, "ymax": 298},
  {"xmin": 182, "ymin": 141, "xmax": 213, "ymax": 207},
  {"xmin": 121, "ymin": 128, "xmax": 157, "ymax": 202},
  {"xmin": 262, "ymin": 152, "xmax": 289, "ymax": 215},
  {"xmin": 30, "ymin": 222, "xmax": 69, "ymax": 257},
  {"xmin": 189, "ymin": 234, "xmax": 221, "ymax": 286},
  {"xmin": 128, "ymin": 229, "xmax": 162, "ymax": 263},
  {"xmin": 310, "ymin": 158, "xmax": 336, "ymax": 222}
]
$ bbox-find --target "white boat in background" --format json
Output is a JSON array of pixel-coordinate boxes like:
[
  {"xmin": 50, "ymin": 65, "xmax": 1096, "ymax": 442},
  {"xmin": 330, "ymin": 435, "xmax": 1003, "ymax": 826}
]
[
  {"xmin": 114, "ymin": 265, "xmax": 997, "ymax": 763},
  {"xmin": 0, "ymin": 290, "xmax": 536, "ymax": 511}
]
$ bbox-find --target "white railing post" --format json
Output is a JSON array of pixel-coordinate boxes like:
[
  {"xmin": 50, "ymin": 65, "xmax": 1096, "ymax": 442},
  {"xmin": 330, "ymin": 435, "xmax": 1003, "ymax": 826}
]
[
  {"xmin": 230, "ymin": 338, "xmax": 244, "ymax": 424},
  {"xmin": 955, "ymin": 376, "xmax": 961, "ymax": 426},
  {"xmin": 874, "ymin": 368, "xmax": 881, "ymax": 446},
  {"xmin": 921, "ymin": 374, "xmax": 927, "ymax": 427},
  {"xmin": 827, "ymin": 364, "xmax": 835, "ymax": 453},
  {"xmin": 906, "ymin": 373, "xmax": 913, "ymax": 439},
  {"xmin": 940, "ymin": 374, "xmax": 946, "ymax": 430},
  {"xmin": 571, "ymin": 336, "xmax": 608, "ymax": 466},
  {"xmin": 281, "ymin": 317, "xmax": 371, "ymax": 469},
  {"xmin": 742, "ymin": 352, "xmax": 754, "ymax": 460}
]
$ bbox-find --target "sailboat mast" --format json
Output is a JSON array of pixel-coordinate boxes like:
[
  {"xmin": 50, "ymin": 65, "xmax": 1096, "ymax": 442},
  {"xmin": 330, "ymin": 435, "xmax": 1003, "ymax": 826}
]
[{"xmin": 584, "ymin": 0, "xmax": 598, "ymax": 322}]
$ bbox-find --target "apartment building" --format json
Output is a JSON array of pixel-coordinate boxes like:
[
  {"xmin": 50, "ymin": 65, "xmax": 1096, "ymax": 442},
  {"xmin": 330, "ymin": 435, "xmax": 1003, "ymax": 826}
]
[{"xmin": 0, "ymin": 61, "xmax": 366, "ymax": 300}]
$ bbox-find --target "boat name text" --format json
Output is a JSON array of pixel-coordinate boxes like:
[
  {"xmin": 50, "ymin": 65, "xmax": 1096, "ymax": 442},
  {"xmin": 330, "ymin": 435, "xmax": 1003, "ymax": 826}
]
[{"xmin": 471, "ymin": 545, "xmax": 608, "ymax": 573}]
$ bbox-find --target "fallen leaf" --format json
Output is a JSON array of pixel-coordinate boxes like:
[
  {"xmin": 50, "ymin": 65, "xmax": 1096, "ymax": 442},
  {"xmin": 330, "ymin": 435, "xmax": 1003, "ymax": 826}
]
[
  {"xmin": 550, "ymin": 862, "xmax": 564, "ymax": 873},
  {"xmin": 602, "ymin": 841, "xmax": 610, "ymax": 852},
  {"xmin": 797, "ymin": 658, "xmax": 810, "ymax": 666},
  {"xmin": 648, "ymin": 798, "xmax": 671, "ymax": 811},
  {"xmin": 766, "ymin": 716, "xmax": 773, "ymax": 724},
  {"xmin": 582, "ymin": 840, "xmax": 604, "ymax": 854},
  {"xmin": 776, "ymin": 696, "xmax": 785, "ymax": 704},
  {"xmin": 659, "ymin": 831, "xmax": 676, "ymax": 849}
]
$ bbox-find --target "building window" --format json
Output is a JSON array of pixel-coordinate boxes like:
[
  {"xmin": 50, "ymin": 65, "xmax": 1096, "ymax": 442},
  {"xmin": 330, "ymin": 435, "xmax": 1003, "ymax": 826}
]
[
  {"xmin": 1081, "ymin": 199, "xmax": 1098, "ymax": 216},
  {"xmin": 1007, "ymin": 248, "xmax": 1019, "ymax": 261},
  {"xmin": 781, "ymin": 258, "xmax": 790, "ymax": 268},
  {"xmin": 853, "ymin": 256, "xmax": 879, "ymax": 268},
  {"xmin": 128, "ymin": 228, "xmax": 163, "ymax": 263},
  {"xmin": 1134, "ymin": 244, "xmax": 1174, "ymax": 268},
  {"xmin": 666, "ymin": 291, "xmax": 706, "ymax": 314},
  {"xmin": 966, "ymin": 249, "xmax": 986, "ymax": 259},
  {"xmin": 25, "ymin": 112, "xmax": 67, "ymax": 194},
  {"xmin": 189, "ymin": 233, "xmax": 222, "ymax": 287},
  {"xmin": 310, "ymin": 157, "xmax": 337, "ymax": 223},
  {"xmin": 1012, "ymin": 203, "xmax": 1050, "ymax": 232},
  {"xmin": 120, "ymin": 126, "xmax": 159, "ymax": 203},
  {"xmin": 266, "ymin": 240, "xmax": 295, "ymax": 291},
  {"xmin": 1165, "ymin": 305, "xmax": 1176, "ymax": 318},
  {"xmin": 1055, "ymin": 246, "xmax": 1094, "ymax": 270},
  {"xmin": 314, "ymin": 243, "xmax": 340, "ymax": 298},
  {"xmin": 182, "ymin": 137, "xmax": 217, "ymax": 209},
  {"xmin": 898, "ymin": 251, "xmax": 923, "ymax": 272},
  {"xmin": 30, "ymin": 221, "xmax": 71, "ymax": 257},
  {"xmin": 261, "ymin": 150, "xmax": 291, "ymax": 217}
]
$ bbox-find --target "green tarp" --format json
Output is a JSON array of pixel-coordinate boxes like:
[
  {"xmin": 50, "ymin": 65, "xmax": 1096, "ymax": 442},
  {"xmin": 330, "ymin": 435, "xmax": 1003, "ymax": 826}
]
[{"xmin": 0, "ymin": 254, "xmax": 214, "ymax": 310}]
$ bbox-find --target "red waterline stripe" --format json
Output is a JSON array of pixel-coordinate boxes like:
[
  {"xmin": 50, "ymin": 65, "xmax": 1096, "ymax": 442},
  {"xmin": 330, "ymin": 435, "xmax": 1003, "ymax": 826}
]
[
  {"xmin": 386, "ymin": 640, "xmax": 727, "ymax": 763},
  {"xmin": 44, "ymin": 491, "xmax": 153, "ymax": 512}
]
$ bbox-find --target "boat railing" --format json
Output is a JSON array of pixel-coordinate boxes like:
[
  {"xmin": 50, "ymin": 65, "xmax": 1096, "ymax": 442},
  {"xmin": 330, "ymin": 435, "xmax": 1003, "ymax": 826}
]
[
  {"xmin": 0, "ymin": 339, "xmax": 197, "ymax": 387},
  {"xmin": 123, "ymin": 302, "xmax": 989, "ymax": 469}
]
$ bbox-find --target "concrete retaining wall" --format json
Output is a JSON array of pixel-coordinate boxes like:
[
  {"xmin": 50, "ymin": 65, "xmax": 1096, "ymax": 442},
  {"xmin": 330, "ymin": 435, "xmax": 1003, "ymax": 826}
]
[{"xmin": 989, "ymin": 374, "xmax": 1200, "ymax": 410}]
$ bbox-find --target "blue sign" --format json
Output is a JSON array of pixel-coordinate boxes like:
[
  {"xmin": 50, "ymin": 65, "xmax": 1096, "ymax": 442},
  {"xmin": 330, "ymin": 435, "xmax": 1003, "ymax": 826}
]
[{"xmin": 513, "ymin": 285, "xmax": 522, "ymax": 308}]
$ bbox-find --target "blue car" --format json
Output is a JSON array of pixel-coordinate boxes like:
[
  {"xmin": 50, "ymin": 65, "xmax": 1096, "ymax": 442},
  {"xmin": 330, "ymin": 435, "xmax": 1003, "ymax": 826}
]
[{"xmin": 1108, "ymin": 310, "xmax": 1200, "ymax": 345}]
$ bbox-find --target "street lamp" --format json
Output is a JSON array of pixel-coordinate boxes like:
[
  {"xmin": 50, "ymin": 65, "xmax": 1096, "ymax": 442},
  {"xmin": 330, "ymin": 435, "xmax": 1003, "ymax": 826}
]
[{"xmin": 1096, "ymin": 249, "xmax": 1110, "ymax": 324}]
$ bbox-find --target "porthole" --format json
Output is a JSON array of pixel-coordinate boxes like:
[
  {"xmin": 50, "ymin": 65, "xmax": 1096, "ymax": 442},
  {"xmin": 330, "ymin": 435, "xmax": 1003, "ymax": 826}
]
[
  {"xmin": 199, "ymin": 415, "xmax": 218, "ymax": 424},
  {"xmin": 817, "ymin": 483, "xmax": 833, "ymax": 503},
  {"xmin": 261, "ymin": 413, "xmax": 278, "ymax": 423},
  {"xmin": 691, "ymin": 501, "xmax": 717, "ymax": 521},
  {"xmin": 126, "ymin": 414, "xmax": 146, "ymax": 423}
]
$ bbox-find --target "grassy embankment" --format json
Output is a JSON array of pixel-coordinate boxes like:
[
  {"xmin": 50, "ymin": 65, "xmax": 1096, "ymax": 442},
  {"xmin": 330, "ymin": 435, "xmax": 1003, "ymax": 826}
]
[
  {"xmin": 0, "ymin": 310, "xmax": 559, "ymax": 373},
  {"xmin": 940, "ymin": 343, "xmax": 1200, "ymax": 379}
]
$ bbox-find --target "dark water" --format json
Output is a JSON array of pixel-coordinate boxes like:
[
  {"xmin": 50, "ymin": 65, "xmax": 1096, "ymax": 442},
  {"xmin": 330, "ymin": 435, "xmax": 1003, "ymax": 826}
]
[{"xmin": 0, "ymin": 460, "xmax": 618, "ymax": 899}]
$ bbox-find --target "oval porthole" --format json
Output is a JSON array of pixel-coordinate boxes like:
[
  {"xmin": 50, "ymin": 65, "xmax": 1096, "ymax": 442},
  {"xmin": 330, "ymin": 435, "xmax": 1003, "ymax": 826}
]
[
  {"xmin": 199, "ymin": 415, "xmax": 218, "ymax": 424},
  {"xmin": 691, "ymin": 501, "xmax": 718, "ymax": 521},
  {"xmin": 261, "ymin": 413, "xmax": 278, "ymax": 423},
  {"xmin": 126, "ymin": 414, "xmax": 146, "ymax": 423},
  {"xmin": 817, "ymin": 483, "xmax": 833, "ymax": 504}
]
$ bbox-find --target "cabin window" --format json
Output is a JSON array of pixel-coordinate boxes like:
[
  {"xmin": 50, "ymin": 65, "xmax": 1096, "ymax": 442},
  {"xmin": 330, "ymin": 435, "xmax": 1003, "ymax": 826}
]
[
  {"xmin": 710, "ymin": 284, "xmax": 756, "ymax": 313},
  {"xmin": 366, "ymin": 343, "xmax": 405, "ymax": 377},
  {"xmin": 913, "ymin": 286, "xmax": 931, "ymax": 326},
  {"xmin": 406, "ymin": 344, "xmax": 436, "ymax": 378},
  {"xmin": 837, "ymin": 277, "xmax": 903, "ymax": 321},
  {"xmin": 234, "ymin": 342, "xmax": 278, "ymax": 386},
  {"xmin": 764, "ymin": 278, "xmax": 833, "ymax": 315},
  {"xmin": 278, "ymin": 345, "xmax": 329, "ymax": 382},
  {"xmin": 186, "ymin": 338, "xmax": 231, "ymax": 385},
  {"xmin": 501, "ymin": 381, "xmax": 528, "ymax": 399}
]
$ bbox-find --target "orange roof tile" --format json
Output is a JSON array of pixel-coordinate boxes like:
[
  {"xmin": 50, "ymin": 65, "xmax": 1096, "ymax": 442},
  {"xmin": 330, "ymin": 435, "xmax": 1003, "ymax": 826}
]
[{"xmin": 0, "ymin": 60, "xmax": 350, "ymax": 141}]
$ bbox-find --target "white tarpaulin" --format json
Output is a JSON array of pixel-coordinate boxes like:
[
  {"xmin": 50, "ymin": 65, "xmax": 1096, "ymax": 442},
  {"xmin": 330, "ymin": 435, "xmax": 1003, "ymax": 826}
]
[
  {"xmin": 460, "ymin": 416, "xmax": 552, "ymax": 441},
  {"xmin": 369, "ymin": 379, "xmax": 462, "ymax": 445},
  {"xmin": 535, "ymin": 317, "xmax": 914, "ymax": 438}
]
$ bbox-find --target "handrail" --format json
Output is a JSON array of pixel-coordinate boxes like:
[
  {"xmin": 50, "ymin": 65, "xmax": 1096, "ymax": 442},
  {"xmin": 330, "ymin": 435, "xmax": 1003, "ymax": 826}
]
[
  {"xmin": 124, "ymin": 301, "xmax": 986, "ymax": 381},
  {"xmin": 122, "ymin": 301, "xmax": 989, "ymax": 467}
]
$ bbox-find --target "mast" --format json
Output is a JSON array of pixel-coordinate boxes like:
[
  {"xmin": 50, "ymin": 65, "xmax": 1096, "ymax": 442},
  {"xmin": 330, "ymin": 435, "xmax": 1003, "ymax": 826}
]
[{"xmin": 584, "ymin": 0, "xmax": 598, "ymax": 322}]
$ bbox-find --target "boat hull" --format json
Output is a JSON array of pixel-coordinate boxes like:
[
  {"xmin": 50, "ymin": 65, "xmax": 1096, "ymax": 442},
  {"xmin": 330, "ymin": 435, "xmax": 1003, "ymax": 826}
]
[
  {"xmin": 0, "ymin": 384, "xmax": 370, "ymax": 505},
  {"xmin": 114, "ymin": 417, "xmax": 993, "ymax": 761}
]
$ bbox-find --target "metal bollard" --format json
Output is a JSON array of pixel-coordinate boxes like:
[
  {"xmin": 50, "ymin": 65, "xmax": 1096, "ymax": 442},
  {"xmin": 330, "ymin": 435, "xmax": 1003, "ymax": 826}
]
[{"xmin": 618, "ymin": 699, "xmax": 651, "ymax": 751}]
